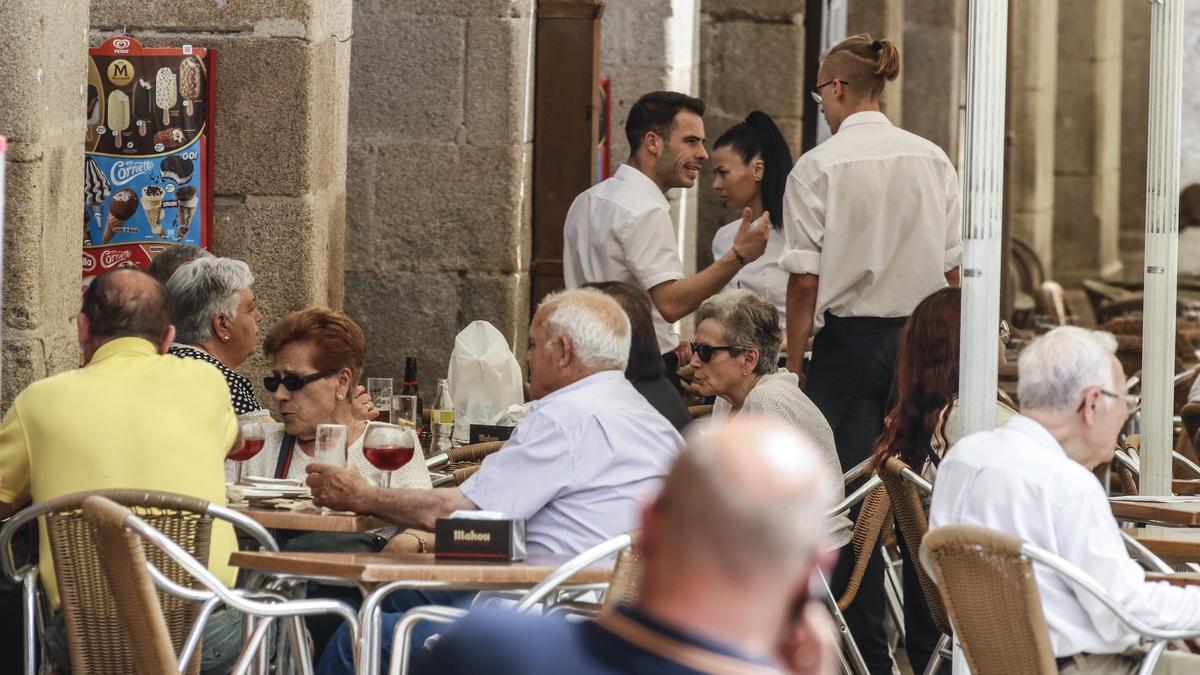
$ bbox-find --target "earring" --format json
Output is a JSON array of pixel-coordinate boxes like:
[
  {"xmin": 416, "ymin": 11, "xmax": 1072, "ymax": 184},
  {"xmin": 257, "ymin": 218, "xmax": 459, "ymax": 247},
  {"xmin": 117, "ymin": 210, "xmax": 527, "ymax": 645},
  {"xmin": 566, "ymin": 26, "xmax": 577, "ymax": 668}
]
[
  {"xmin": 221, "ymin": 335, "xmax": 230, "ymax": 342},
  {"xmin": 336, "ymin": 393, "xmax": 345, "ymax": 402}
]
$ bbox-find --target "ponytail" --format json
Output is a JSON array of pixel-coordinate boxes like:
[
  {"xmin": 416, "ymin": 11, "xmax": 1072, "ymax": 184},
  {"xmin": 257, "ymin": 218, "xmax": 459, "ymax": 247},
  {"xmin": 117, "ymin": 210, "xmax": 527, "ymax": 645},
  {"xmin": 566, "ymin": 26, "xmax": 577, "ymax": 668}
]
[{"xmin": 824, "ymin": 33, "xmax": 901, "ymax": 99}]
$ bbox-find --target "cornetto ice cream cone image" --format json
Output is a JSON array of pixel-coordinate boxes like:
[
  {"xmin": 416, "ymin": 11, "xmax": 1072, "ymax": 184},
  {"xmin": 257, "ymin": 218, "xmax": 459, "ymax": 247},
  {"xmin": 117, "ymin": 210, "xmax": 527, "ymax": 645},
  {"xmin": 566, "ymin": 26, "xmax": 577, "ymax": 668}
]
[
  {"xmin": 176, "ymin": 185, "xmax": 198, "ymax": 240},
  {"xmin": 104, "ymin": 188, "xmax": 138, "ymax": 244},
  {"xmin": 142, "ymin": 185, "xmax": 166, "ymax": 237}
]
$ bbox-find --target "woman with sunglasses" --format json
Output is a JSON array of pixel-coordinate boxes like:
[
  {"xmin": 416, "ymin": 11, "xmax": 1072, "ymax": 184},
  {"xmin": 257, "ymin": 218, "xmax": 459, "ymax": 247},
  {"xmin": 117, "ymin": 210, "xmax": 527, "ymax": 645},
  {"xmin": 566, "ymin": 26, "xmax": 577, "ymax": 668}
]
[
  {"xmin": 710, "ymin": 111, "xmax": 793, "ymax": 326},
  {"xmin": 689, "ymin": 289, "xmax": 851, "ymax": 549},
  {"xmin": 238, "ymin": 307, "xmax": 432, "ymax": 493},
  {"xmin": 867, "ymin": 287, "xmax": 1013, "ymax": 674}
]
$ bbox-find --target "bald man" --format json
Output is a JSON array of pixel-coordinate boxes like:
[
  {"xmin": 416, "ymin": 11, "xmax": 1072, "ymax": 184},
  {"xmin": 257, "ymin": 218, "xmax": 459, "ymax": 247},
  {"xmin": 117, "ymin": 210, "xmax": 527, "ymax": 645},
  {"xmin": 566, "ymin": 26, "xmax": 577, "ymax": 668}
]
[{"xmin": 414, "ymin": 417, "xmax": 840, "ymax": 675}]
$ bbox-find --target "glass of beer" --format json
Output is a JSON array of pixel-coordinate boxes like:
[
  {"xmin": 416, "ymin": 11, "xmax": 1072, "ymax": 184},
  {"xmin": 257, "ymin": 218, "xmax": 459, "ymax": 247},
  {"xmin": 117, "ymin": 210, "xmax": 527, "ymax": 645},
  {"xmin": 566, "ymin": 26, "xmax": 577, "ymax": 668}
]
[
  {"xmin": 367, "ymin": 378, "xmax": 394, "ymax": 424},
  {"xmin": 362, "ymin": 423, "xmax": 416, "ymax": 489}
]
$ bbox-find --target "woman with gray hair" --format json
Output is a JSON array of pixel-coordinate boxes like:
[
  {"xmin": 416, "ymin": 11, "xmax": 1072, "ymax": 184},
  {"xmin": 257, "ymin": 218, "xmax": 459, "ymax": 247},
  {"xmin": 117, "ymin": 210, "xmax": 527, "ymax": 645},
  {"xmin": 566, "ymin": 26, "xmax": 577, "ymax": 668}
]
[
  {"xmin": 166, "ymin": 256, "xmax": 267, "ymax": 415},
  {"xmin": 690, "ymin": 288, "xmax": 851, "ymax": 548}
]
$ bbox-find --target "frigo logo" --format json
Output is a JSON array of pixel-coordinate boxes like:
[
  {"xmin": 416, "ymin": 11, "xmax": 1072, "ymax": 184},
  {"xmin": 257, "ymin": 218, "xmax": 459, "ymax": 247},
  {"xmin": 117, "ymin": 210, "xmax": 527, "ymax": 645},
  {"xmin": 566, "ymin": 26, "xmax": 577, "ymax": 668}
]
[{"xmin": 112, "ymin": 38, "xmax": 132, "ymax": 51}]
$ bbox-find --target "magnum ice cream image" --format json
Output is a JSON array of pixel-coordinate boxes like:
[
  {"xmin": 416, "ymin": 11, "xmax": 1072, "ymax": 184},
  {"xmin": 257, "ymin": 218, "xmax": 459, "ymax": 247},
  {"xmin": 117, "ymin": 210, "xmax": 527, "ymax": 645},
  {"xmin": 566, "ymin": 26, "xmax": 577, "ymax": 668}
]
[
  {"xmin": 180, "ymin": 57, "xmax": 202, "ymax": 117},
  {"xmin": 142, "ymin": 185, "xmax": 166, "ymax": 237},
  {"xmin": 133, "ymin": 78, "xmax": 154, "ymax": 137},
  {"xmin": 107, "ymin": 89, "xmax": 130, "ymax": 151},
  {"xmin": 161, "ymin": 155, "xmax": 193, "ymax": 184},
  {"xmin": 155, "ymin": 67, "xmax": 177, "ymax": 126},
  {"xmin": 154, "ymin": 128, "xmax": 187, "ymax": 151},
  {"xmin": 175, "ymin": 186, "xmax": 198, "ymax": 240},
  {"xmin": 104, "ymin": 188, "xmax": 138, "ymax": 244},
  {"xmin": 86, "ymin": 84, "xmax": 101, "ymax": 147}
]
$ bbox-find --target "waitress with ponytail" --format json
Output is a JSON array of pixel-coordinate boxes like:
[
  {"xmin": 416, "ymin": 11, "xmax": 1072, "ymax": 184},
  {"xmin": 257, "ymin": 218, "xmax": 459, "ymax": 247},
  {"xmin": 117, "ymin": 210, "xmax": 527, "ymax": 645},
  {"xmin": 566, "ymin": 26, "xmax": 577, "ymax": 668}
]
[
  {"xmin": 710, "ymin": 111, "xmax": 794, "ymax": 326},
  {"xmin": 781, "ymin": 35, "xmax": 963, "ymax": 675}
]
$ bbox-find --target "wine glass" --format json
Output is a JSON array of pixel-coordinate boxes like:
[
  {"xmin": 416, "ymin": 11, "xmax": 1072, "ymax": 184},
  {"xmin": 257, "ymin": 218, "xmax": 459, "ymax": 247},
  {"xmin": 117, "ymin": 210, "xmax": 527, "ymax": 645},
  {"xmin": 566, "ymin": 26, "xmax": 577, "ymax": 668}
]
[
  {"xmin": 228, "ymin": 417, "xmax": 265, "ymax": 484},
  {"xmin": 367, "ymin": 377, "xmax": 394, "ymax": 424},
  {"xmin": 362, "ymin": 423, "xmax": 417, "ymax": 489}
]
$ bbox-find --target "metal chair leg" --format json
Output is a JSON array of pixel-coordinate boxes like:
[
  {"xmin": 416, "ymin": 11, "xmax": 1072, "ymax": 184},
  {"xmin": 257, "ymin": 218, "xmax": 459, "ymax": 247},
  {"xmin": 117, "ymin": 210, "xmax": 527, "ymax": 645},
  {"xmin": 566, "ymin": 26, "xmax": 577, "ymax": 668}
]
[
  {"xmin": 820, "ymin": 570, "xmax": 871, "ymax": 675},
  {"xmin": 922, "ymin": 633, "xmax": 952, "ymax": 675},
  {"xmin": 881, "ymin": 545, "xmax": 906, "ymax": 647}
]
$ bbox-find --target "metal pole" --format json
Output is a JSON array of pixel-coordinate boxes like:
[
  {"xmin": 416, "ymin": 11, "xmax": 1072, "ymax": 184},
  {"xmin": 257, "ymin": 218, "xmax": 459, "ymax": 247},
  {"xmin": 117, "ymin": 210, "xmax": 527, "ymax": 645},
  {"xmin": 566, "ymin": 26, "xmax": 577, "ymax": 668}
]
[
  {"xmin": 1140, "ymin": 0, "xmax": 1184, "ymax": 497},
  {"xmin": 957, "ymin": 0, "xmax": 1008, "ymax": 436}
]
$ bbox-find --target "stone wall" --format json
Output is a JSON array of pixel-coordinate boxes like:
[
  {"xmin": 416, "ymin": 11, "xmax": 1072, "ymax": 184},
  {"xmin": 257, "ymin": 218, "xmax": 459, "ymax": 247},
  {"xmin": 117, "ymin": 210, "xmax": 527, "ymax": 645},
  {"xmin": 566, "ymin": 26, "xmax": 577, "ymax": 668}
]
[
  {"xmin": 901, "ymin": 0, "xmax": 965, "ymax": 161},
  {"xmin": 0, "ymin": 3, "xmax": 90, "ymax": 408},
  {"xmin": 1118, "ymin": 0, "xmax": 1151, "ymax": 276},
  {"xmin": 342, "ymin": 0, "xmax": 535, "ymax": 393},
  {"xmin": 1182, "ymin": 1, "xmax": 1200, "ymax": 188},
  {"xmin": 697, "ymin": 1, "xmax": 805, "ymax": 269}
]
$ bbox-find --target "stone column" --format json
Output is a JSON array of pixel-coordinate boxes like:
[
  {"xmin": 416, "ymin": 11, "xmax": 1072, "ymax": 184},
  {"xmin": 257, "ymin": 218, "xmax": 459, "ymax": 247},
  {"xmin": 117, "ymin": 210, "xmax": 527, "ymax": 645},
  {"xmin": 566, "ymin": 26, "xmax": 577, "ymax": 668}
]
[
  {"xmin": 342, "ymin": 1, "xmax": 535, "ymax": 390},
  {"xmin": 90, "ymin": 1, "xmax": 354, "ymax": 386},
  {"xmin": 1051, "ymin": 0, "xmax": 1124, "ymax": 283},
  {"xmin": 0, "ymin": 2, "xmax": 89, "ymax": 408},
  {"xmin": 847, "ymin": 0, "xmax": 904, "ymax": 124},
  {"xmin": 697, "ymin": 1, "xmax": 805, "ymax": 269},
  {"xmin": 601, "ymin": 0, "xmax": 701, "ymax": 288},
  {"xmin": 1005, "ymin": 0, "xmax": 1059, "ymax": 272},
  {"xmin": 1182, "ymin": 3, "xmax": 1200, "ymax": 188},
  {"xmin": 902, "ymin": 0, "xmax": 966, "ymax": 160},
  {"xmin": 1118, "ymin": 0, "xmax": 1151, "ymax": 275}
]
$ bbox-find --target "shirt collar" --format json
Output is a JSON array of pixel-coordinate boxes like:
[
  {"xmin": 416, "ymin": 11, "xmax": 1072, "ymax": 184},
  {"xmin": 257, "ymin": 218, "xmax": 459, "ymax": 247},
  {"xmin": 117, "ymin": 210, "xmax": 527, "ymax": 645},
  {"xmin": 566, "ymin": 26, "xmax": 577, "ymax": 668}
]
[
  {"xmin": 838, "ymin": 110, "xmax": 892, "ymax": 131},
  {"xmin": 615, "ymin": 164, "xmax": 671, "ymax": 210},
  {"xmin": 537, "ymin": 370, "xmax": 625, "ymax": 405},
  {"xmin": 1003, "ymin": 414, "xmax": 1070, "ymax": 459},
  {"xmin": 89, "ymin": 336, "xmax": 159, "ymax": 365},
  {"xmin": 619, "ymin": 605, "xmax": 780, "ymax": 668}
]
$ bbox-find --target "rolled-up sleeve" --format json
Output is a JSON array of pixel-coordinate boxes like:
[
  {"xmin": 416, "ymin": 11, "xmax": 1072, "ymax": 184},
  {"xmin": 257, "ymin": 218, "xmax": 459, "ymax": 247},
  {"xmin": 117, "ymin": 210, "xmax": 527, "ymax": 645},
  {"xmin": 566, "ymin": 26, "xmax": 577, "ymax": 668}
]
[
  {"xmin": 620, "ymin": 209, "xmax": 684, "ymax": 291},
  {"xmin": 459, "ymin": 410, "xmax": 572, "ymax": 519},
  {"xmin": 779, "ymin": 170, "xmax": 826, "ymax": 276},
  {"xmin": 0, "ymin": 401, "xmax": 30, "ymax": 504},
  {"xmin": 943, "ymin": 163, "xmax": 964, "ymax": 271}
]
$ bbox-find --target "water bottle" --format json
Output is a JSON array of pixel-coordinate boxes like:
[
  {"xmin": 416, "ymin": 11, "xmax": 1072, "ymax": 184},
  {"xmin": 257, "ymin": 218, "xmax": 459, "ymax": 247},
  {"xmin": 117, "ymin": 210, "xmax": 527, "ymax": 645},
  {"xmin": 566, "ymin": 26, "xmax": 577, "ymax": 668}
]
[{"xmin": 429, "ymin": 378, "xmax": 455, "ymax": 454}]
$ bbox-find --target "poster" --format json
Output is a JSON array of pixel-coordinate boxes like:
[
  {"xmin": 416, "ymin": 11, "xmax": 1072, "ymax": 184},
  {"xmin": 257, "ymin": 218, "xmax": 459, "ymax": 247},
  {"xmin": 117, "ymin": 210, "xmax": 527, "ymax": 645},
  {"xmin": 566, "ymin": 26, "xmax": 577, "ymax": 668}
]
[{"xmin": 83, "ymin": 36, "xmax": 215, "ymax": 280}]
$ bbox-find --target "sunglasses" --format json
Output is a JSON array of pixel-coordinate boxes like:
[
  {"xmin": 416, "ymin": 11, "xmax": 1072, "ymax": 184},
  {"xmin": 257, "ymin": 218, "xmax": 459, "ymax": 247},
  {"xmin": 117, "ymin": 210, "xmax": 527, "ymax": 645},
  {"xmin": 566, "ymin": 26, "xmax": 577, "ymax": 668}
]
[
  {"xmin": 690, "ymin": 341, "xmax": 741, "ymax": 363},
  {"xmin": 263, "ymin": 370, "xmax": 334, "ymax": 393}
]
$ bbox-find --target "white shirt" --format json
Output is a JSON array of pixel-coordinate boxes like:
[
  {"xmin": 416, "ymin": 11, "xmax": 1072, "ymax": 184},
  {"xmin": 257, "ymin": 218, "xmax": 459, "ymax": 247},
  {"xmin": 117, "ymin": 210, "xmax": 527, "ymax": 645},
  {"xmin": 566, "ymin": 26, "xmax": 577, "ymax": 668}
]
[
  {"xmin": 460, "ymin": 370, "xmax": 682, "ymax": 556},
  {"xmin": 929, "ymin": 415, "xmax": 1200, "ymax": 656},
  {"xmin": 712, "ymin": 220, "xmax": 789, "ymax": 324},
  {"xmin": 779, "ymin": 111, "xmax": 963, "ymax": 332},
  {"xmin": 1181, "ymin": 227, "xmax": 1200, "ymax": 276},
  {"xmin": 563, "ymin": 164, "xmax": 685, "ymax": 353}
]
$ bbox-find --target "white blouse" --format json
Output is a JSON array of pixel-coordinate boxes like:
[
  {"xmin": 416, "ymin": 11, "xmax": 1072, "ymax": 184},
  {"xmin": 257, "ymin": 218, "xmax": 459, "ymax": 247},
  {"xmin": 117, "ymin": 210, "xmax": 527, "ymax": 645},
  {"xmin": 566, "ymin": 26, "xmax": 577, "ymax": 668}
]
[{"xmin": 711, "ymin": 219, "xmax": 789, "ymax": 324}]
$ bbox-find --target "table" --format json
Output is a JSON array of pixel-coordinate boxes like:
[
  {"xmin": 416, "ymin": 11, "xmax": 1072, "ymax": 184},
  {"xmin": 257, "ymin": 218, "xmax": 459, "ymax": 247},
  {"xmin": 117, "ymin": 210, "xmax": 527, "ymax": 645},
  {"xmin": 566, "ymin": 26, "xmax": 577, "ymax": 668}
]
[
  {"xmin": 230, "ymin": 505, "xmax": 387, "ymax": 533},
  {"xmin": 1109, "ymin": 498, "xmax": 1200, "ymax": 527},
  {"xmin": 1173, "ymin": 480, "xmax": 1200, "ymax": 496},
  {"xmin": 1131, "ymin": 528, "xmax": 1200, "ymax": 564},
  {"xmin": 231, "ymin": 550, "xmax": 613, "ymax": 674}
]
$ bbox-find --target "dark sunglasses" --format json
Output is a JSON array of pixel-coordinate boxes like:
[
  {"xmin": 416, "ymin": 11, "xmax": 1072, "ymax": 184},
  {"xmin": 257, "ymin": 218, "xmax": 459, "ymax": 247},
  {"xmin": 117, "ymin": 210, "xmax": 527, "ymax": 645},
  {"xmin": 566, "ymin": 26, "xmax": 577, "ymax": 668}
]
[
  {"xmin": 690, "ymin": 341, "xmax": 741, "ymax": 363},
  {"xmin": 263, "ymin": 370, "xmax": 334, "ymax": 393}
]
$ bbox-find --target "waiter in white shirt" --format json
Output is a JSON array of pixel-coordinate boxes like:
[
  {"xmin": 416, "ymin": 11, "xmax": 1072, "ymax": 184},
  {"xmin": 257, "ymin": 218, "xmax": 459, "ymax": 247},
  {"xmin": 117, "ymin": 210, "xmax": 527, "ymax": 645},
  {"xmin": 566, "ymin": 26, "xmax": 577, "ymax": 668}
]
[
  {"xmin": 931, "ymin": 326, "xmax": 1200, "ymax": 673},
  {"xmin": 564, "ymin": 91, "xmax": 771, "ymax": 383},
  {"xmin": 781, "ymin": 35, "xmax": 962, "ymax": 674}
]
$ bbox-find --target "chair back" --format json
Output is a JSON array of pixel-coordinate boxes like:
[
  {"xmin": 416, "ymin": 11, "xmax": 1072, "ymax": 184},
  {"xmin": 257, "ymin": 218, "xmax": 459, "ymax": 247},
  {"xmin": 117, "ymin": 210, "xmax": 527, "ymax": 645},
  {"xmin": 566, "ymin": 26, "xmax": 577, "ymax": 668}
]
[
  {"xmin": 836, "ymin": 484, "xmax": 890, "ymax": 611},
  {"xmin": 81, "ymin": 496, "xmax": 182, "ymax": 675},
  {"xmin": 42, "ymin": 489, "xmax": 210, "ymax": 675},
  {"xmin": 878, "ymin": 457, "xmax": 951, "ymax": 634},
  {"xmin": 923, "ymin": 525, "xmax": 1058, "ymax": 675}
]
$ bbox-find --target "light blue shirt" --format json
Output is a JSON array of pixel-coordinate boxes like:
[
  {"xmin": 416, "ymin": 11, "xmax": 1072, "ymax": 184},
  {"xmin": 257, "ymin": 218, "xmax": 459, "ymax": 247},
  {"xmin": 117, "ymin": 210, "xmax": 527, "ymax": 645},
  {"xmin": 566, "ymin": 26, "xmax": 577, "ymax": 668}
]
[{"xmin": 460, "ymin": 370, "xmax": 683, "ymax": 556}]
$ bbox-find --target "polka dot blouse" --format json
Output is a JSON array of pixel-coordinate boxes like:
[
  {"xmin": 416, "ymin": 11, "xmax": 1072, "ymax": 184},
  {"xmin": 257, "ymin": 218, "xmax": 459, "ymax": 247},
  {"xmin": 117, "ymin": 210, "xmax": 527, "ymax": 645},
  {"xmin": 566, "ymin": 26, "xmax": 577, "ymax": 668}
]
[{"xmin": 168, "ymin": 344, "xmax": 268, "ymax": 416}]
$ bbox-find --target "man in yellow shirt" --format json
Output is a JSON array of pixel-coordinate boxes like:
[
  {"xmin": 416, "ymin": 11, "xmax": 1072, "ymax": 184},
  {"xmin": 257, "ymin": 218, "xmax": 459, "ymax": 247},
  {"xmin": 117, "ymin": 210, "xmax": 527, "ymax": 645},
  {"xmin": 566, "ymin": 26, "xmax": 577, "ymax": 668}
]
[{"xmin": 0, "ymin": 268, "xmax": 240, "ymax": 674}]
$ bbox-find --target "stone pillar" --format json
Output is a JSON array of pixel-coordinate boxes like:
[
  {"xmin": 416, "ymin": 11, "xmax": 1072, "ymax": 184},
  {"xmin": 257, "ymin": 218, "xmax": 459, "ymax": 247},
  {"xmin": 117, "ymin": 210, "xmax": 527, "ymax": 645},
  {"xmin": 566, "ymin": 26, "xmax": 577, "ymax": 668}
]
[
  {"xmin": 342, "ymin": 1, "xmax": 534, "ymax": 390},
  {"xmin": 902, "ymin": 0, "xmax": 965, "ymax": 160},
  {"xmin": 1051, "ymin": 0, "xmax": 1124, "ymax": 283},
  {"xmin": 0, "ymin": 3, "xmax": 89, "ymax": 408},
  {"xmin": 1118, "ymin": 0, "xmax": 1151, "ymax": 275},
  {"xmin": 1182, "ymin": 3, "xmax": 1200, "ymax": 188},
  {"xmin": 90, "ymin": 1, "xmax": 354, "ymax": 386},
  {"xmin": 601, "ymin": 0, "xmax": 701, "ymax": 296},
  {"xmin": 846, "ymin": 0, "xmax": 904, "ymax": 124},
  {"xmin": 697, "ymin": 1, "xmax": 805, "ymax": 269},
  {"xmin": 1005, "ymin": 0, "xmax": 1059, "ymax": 271}
]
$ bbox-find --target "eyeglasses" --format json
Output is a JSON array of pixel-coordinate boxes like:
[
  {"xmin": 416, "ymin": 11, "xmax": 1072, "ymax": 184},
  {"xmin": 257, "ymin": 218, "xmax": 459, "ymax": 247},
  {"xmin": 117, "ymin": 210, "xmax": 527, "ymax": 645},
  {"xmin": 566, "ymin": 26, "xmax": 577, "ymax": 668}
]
[
  {"xmin": 810, "ymin": 79, "xmax": 848, "ymax": 105},
  {"xmin": 999, "ymin": 319, "xmax": 1011, "ymax": 345},
  {"xmin": 264, "ymin": 370, "xmax": 334, "ymax": 393},
  {"xmin": 690, "ymin": 341, "xmax": 741, "ymax": 363},
  {"xmin": 1075, "ymin": 389, "xmax": 1140, "ymax": 415}
]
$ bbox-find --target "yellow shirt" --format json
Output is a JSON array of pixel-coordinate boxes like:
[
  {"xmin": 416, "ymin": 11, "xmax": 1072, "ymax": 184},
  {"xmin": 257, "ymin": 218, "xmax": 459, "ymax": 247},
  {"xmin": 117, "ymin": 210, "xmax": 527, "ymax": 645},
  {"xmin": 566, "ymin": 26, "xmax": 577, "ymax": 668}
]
[{"xmin": 0, "ymin": 337, "xmax": 239, "ymax": 607}]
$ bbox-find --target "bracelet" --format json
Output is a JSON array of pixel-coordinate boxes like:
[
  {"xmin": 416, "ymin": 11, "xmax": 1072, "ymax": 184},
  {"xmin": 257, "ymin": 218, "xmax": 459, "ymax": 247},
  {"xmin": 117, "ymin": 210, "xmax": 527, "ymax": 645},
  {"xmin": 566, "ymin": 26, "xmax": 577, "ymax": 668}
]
[
  {"xmin": 731, "ymin": 245, "xmax": 748, "ymax": 267},
  {"xmin": 403, "ymin": 531, "xmax": 428, "ymax": 553}
]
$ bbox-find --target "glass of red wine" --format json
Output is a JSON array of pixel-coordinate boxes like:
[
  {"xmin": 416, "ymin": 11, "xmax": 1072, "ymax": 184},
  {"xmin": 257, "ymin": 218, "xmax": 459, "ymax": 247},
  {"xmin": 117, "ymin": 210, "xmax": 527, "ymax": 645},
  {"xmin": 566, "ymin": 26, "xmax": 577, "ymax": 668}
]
[
  {"xmin": 362, "ymin": 423, "xmax": 417, "ymax": 489},
  {"xmin": 229, "ymin": 417, "xmax": 266, "ymax": 484}
]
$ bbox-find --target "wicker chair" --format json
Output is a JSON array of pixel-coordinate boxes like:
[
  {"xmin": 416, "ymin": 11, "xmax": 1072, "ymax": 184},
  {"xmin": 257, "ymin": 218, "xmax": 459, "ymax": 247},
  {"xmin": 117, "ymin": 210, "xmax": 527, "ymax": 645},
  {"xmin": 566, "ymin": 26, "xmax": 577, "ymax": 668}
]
[
  {"xmin": 687, "ymin": 404, "xmax": 714, "ymax": 419},
  {"xmin": 878, "ymin": 457, "xmax": 953, "ymax": 674},
  {"xmin": 81, "ymin": 495, "xmax": 358, "ymax": 674}
]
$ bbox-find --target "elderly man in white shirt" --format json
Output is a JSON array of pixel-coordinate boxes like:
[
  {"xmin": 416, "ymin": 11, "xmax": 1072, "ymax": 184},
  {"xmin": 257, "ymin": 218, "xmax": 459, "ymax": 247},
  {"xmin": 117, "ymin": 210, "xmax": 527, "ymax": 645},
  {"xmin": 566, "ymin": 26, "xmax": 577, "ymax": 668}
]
[
  {"xmin": 563, "ymin": 90, "xmax": 770, "ymax": 379},
  {"xmin": 781, "ymin": 34, "xmax": 963, "ymax": 673},
  {"xmin": 930, "ymin": 326, "xmax": 1200, "ymax": 674},
  {"xmin": 308, "ymin": 288, "xmax": 684, "ymax": 675}
]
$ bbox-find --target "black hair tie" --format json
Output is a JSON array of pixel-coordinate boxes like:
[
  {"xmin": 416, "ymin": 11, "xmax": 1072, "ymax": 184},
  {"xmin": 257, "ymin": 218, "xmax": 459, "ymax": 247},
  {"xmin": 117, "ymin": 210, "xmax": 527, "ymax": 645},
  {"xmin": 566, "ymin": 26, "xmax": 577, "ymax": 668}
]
[{"xmin": 872, "ymin": 40, "xmax": 884, "ymax": 50}]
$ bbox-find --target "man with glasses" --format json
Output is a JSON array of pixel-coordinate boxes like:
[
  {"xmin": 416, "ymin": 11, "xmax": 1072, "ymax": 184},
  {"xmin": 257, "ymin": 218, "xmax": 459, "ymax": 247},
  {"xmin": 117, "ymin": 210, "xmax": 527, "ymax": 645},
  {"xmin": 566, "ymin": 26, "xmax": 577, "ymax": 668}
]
[{"xmin": 930, "ymin": 327, "xmax": 1200, "ymax": 673}]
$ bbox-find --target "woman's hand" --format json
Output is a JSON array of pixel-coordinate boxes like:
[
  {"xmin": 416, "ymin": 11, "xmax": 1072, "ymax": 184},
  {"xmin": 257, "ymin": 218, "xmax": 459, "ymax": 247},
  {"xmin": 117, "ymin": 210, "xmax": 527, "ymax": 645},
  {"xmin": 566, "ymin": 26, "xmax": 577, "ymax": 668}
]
[{"xmin": 351, "ymin": 384, "xmax": 380, "ymax": 421}]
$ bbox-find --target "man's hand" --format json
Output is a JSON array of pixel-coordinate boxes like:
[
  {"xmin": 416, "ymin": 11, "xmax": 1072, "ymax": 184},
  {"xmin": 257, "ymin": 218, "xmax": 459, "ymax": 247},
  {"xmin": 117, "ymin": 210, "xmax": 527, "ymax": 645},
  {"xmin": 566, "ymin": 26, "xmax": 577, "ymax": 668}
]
[
  {"xmin": 731, "ymin": 207, "xmax": 771, "ymax": 263},
  {"xmin": 778, "ymin": 602, "xmax": 839, "ymax": 675},
  {"xmin": 305, "ymin": 463, "xmax": 371, "ymax": 512},
  {"xmin": 351, "ymin": 385, "xmax": 381, "ymax": 422}
]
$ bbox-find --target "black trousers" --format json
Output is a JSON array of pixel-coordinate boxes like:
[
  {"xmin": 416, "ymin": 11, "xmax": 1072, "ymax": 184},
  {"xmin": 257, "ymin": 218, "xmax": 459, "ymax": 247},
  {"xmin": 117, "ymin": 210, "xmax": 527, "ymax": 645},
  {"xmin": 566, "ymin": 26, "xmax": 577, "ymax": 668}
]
[{"xmin": 809, "ymin": 313, "xmax": 905, "ymax": 674}]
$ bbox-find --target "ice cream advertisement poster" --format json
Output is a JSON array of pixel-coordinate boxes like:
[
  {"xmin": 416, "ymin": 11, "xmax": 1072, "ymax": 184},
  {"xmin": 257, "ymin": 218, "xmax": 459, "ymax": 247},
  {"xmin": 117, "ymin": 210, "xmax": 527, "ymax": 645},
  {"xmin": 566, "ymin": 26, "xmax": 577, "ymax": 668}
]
[{"xmin": 83, "ymin": 36, "xmax": 215, "ymax": 280}]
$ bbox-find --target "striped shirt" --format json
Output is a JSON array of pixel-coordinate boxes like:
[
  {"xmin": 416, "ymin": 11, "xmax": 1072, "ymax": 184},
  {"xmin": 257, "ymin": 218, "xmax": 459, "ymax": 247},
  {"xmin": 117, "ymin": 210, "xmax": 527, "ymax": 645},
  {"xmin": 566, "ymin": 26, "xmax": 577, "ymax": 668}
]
[{"xmin": 460, "ymin": 370, "xmax": 682, "ymax": 556}]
